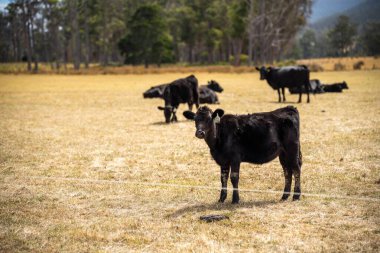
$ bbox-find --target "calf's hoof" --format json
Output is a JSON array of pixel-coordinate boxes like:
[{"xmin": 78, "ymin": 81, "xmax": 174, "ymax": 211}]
[
  {"xmin": 218, "ymin": 192, "xmax": 227, "ymax": 203},
  {"xmin": 292, "ymin": 194, "xmax": 301, "ymax": 201},
  {"xmin": 232, "ymin": 196, "xmax": 240, "ymax": 204},
  {"xmin": 280, "ymin": 194, "xmax": 290, "ymax": 201}
]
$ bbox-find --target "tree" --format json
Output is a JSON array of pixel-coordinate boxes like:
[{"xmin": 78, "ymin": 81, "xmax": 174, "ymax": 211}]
[
  {"xmin": 328, "ymin": 15, "xmax": 357, "ymax": 56},
  {"xmin": 119, "ymin": 4, "xmax": 173, "ymax": 68},
  {"xmin": 299, "ymin": 29, "xmax": 316, "ymax": 59},
  {"xmin": 68, "ymin": 0, "xmax": 80, "ymax": 70},
  {"xmin": 228, "ymin": 0, "xmax": 248, "ymax": 66},
  {"xmin": 361, "ymin": 22, "xmax": 380, "ymax": 56}
]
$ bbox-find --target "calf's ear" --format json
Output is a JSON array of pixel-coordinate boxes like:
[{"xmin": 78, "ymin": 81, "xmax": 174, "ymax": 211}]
[
  {"xmin": 255, "ymin": 67, "xmax": 260, "ymax": 71},
  {"xmin": 183, "ymin": 111, "xmax": 195, "ymax": 120},
  {"xmin": 212, "ymin": 109, "xmax": 224, "ymax": 119},
  {"xmin": 157, "ymin": 106, "xmax": 165, "ymax": 110}
]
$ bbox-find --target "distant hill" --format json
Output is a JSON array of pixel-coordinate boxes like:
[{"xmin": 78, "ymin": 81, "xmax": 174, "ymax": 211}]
[
  {"xmin": 309, "ymin": 0, "xmax": 364, "ymax": 23},
  {"xmin": 310, "ymin": 0, "xmax": 380, "ymax": 32}
]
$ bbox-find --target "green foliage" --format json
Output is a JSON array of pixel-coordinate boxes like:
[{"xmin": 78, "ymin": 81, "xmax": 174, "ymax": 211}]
[
  {"xmin": 328, "ymin": 15, "xmax": 357, "ymax": 56},
  {"xmin": 228, "ymin": 0, "xmax": 248, "ymax": 38},
  {"xmin": 361, "ymin": 22, "xmax": 380, "ymax": 56},
  {"xmin": 230, "ymin": 54, "xmax": 248, "ymax": 65},
  {"xmin": 119, "ymin": 4, "xmax": 174, "ymax": 67},
  {"xmin": 300, "ymin": 29, "xmax": 316, "ymax": 58}
]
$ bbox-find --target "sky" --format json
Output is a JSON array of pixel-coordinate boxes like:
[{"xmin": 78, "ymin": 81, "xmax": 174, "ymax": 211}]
[
  {"xmin": 0, "ymin": 0, "xmax": 365, "ymax": 24},
  {"xmin": 0, "ymin": 0, "xmax": 8, "ymax": 11}
]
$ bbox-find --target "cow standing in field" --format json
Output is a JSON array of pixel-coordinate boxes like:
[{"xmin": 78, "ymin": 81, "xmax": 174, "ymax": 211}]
[
  {"xmin": 256, "ymin": 65, "xmax": 311, "ymax": 103},
  {"xmin": 158, "ymin": 75, "xmax": 199, "ymax": 123},
  {"xmin": 183, "ymin": 106, "xmax": 302, "ymax": 203}
]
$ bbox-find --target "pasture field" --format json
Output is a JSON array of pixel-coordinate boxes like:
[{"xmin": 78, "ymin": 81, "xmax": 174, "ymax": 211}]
[
  {"xmin": 0, "ymin": 71, "xmax": 379, "ymax": 252},
  {"xmin": 1, "ymin": 56, "xmax": 379, "ymax": 74}
]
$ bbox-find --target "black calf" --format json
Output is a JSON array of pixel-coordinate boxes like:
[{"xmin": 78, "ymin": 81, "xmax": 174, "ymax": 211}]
[{"xmin": 184, "ymin": 106, "xmax": 302, "ymax": 203}]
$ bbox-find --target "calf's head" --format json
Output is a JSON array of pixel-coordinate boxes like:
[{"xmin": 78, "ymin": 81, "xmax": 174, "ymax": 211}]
[
  {"xmin": 255, "ymin": 66, "xmax": 269, "ymax": 80},
  {"xmin": 183, "ymin": 106, "xmax": 224, "ymax": 139},
  {"xmin": 158, "ymin": 106, "xmax": 176, "ymax": 123},
  {"xmin": 207, "ymin": 80, "xmax": 224, "ymax": 93},
  {"xmin": 341, "ymin": 81, "xmax": 349, "ymax": 89}
]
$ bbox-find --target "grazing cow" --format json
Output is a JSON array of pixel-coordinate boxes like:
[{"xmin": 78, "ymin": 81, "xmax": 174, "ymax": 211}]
[
  {"xmin": 322, "ymin": 81, "xmax": 349, "ymax": 92},
  {"xmin": 158, "ymin": 75, "xmax": 199, "ymax": 123},
  {"xmin": 183, "ymin": 106, "xmax": 302, "ymax": 203},
  {"xmin": 256, "ymin": 65, "xmax": 311, "ymax": 103},
  {"xmin": 143, "ymin": 84, "xmax": 167, "ymax": 98},
  {"xmin": 289, "ymin": 79, "xmax": 324, "ymax": 94}
]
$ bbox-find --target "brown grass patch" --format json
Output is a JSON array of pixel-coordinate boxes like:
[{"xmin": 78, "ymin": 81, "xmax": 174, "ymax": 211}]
[
  {"xmin": 0, "ymin": 71, "xmax": 379, "ymax": 251},
  {"xmin": 297, "ymin": 57, "xmax": 380, "ymax": 71}
]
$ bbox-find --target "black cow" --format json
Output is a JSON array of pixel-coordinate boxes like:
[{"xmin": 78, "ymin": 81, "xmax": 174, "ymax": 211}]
[
  {"xmin": 183, "ymin": 106, "xmax": 302, "ymax": 203},
  {"xmin": 199, "ymin": 87, "xmax": 219, "ymax": 104},
  {"xmin": 256, "ymin": 65, "xmax": 311, "ymax": 103},
  {"xmin": 321, "ymin": 81, "xmax": 349, "ymax": 92},
  {"xmin": 158, "ymin": 75, "xmax": 199, "ymax": 123},
  {"xmin": 199, "ymin": 81, "xmax": 223, "ymax": 104},
  {"xmin": 289, "ymin": 79, "xmax": 324, "ymax": 94},
  {"xmin": 205, "ymin": 80, "xmax": 223, "ymax": 93},
  {"xmin": 143, "ymin": 84, "xmax": 167, "ymax": 98}
]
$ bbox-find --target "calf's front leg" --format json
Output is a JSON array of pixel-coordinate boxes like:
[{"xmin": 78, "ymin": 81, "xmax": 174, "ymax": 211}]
[
  {"xmin": 277, "ymin": 89, "xmax": 282, "ymax": 102},
  {"xmin": 230, "ymin": 163, "xmax": 240, "ymax": 204},
  {"xmin": 218, "ymin": 166, "xmax": 230, "ymax": 203}
]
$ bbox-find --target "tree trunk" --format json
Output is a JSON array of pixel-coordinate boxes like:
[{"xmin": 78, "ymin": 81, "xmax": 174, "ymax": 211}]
[
  {"xmin": 259, "ymin": 0, "xmax": 266, "ymax": 65},
  {"xmin": 247, "ymin": 0, "xmax": 254, "ymax": 66},
  {"xmin": 70, "ymin": 0, "xmax": 80, "ymax": 70},
  {"xmin": 188, "ymin": 44, "xmax": 193, "ymax": 64},
  {"xmin": 84, "ymin": 0, "xmax": 90, "ymax": 68},
  {"xmin": 21, "ymin": 3, "xmax": 32, "ymax": 71},
  {"xmin": 232, "ymin": 38, "xmax": 243, "ymax": 66}
]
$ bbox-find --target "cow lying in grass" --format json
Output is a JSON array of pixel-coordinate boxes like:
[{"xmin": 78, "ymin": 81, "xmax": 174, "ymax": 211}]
[
  {"xmin": 199, "ymin": 80, "xmax": 224, "ymax": 104},
  {"xmin": 321, "ymin": 81, "xmax": 349, "ymax": 92},
  {"xmin": 183, "ymin": 106, "xmax": 302, "ymax": 203},
  {"xmin": 143, "ymin": 84, "xmax": 167, "ymax": 98},
  {"xmin": 290, "ymin": 80, "xmax": 349, "ymax": 94},
  {"xmin": 289, "ymin": 79, "xmax": 324, "ymax": 94}
]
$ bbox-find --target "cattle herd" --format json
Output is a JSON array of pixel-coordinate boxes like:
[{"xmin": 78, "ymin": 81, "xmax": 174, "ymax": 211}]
[{"xmin": 143, "ymin": 65, "xmax": 348, "ymax": 204}]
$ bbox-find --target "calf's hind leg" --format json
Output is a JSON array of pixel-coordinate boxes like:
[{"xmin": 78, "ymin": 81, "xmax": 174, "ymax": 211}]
[
  {"xmin": 230, "ymin": 163, "xmax": 240, "ymax": 204},
  {"xmin": 218, "ymin": 166, "xmax": 230, "ymax": 203},
  {"xmin": 279, "ymin": 153, "xmax": 292, "ymax": 201},
  {"xmin": 293, "ymin": 150, "xmax": 302, "ymax": 200}
]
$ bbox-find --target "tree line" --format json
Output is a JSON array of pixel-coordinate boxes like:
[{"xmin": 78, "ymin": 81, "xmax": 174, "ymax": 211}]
[
  {"xmin": 294, "ymin": 15, "xmax": 380, "ymax": 59},
  {"xmin": 0, "ymin": 0, "xmax": 313, "ymax": 70}
]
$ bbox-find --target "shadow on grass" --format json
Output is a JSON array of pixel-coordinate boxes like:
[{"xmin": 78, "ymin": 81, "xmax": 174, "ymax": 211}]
[
  {"xmin": 268, "ymin": 101, "xmax": 299, "ymax": 104},
  {"xmin": 150, "ymin": 120, "xmax": 190, "ymax": 125},
  {"xmin": 169, "ymin": 199, "xmax": 278, "ymax": 218}
]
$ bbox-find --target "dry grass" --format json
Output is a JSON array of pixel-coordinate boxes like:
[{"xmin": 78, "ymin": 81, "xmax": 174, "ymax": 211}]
[
  {"xmin": 1, "ymin": 56, "xmax": 379, "ymax": 75},
  {"xmin": 297, "ymin": 57, "xmax": 380, "ymax": 71},
  {"xmin": 0, "ymin": 71, "xmax": 379, "ymax": 252},
  {"xmin": 0, "ymin": 63, "xmax": 257, "ymax": 75}
]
